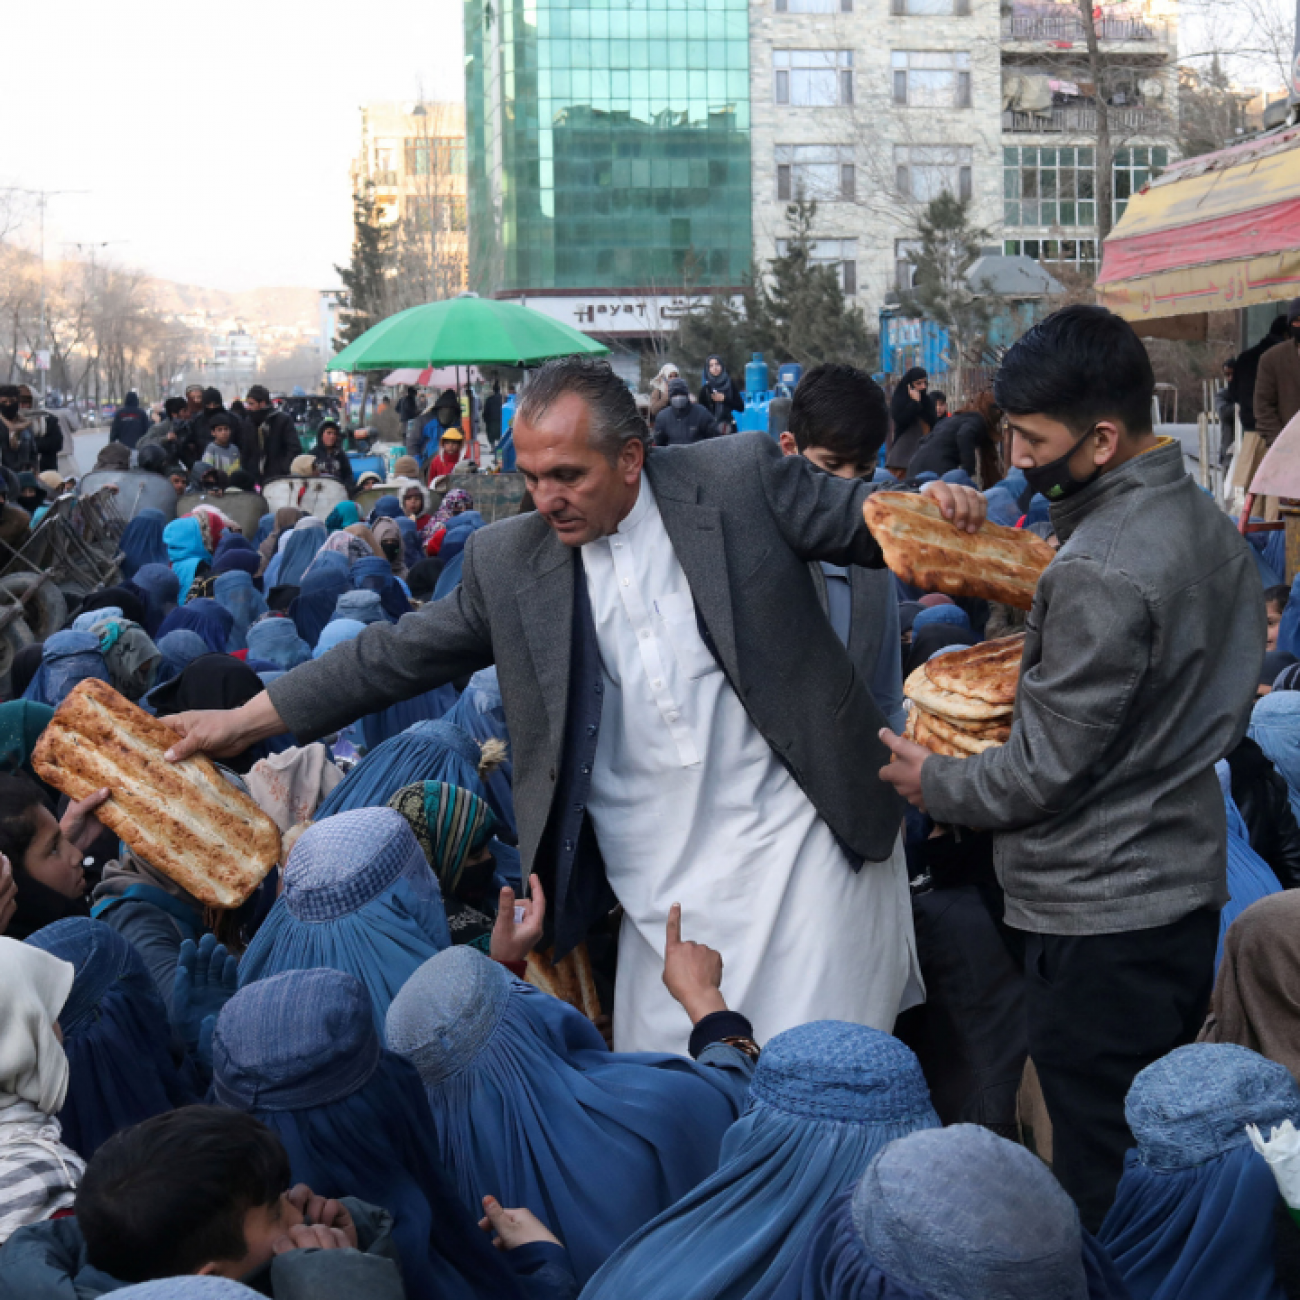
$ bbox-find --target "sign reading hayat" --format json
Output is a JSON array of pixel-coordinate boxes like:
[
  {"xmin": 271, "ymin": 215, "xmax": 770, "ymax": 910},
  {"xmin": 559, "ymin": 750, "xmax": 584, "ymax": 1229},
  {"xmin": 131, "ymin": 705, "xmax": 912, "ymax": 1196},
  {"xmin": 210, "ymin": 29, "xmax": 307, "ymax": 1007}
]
[{"xmin": 502, "ymin": 292, "xmax": 746, "ymax": 338}]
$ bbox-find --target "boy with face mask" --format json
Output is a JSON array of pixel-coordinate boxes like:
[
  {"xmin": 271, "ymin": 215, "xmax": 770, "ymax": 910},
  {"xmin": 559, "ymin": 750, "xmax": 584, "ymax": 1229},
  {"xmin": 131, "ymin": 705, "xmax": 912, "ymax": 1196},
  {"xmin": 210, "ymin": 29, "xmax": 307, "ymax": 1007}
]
[
  {"xmin": 880, "ymin": 304, "xmax": 1265, "ymax": 1233},
  {"xmin": 652, "ymin": 378, "xmax": 718, "ymax": 447}
]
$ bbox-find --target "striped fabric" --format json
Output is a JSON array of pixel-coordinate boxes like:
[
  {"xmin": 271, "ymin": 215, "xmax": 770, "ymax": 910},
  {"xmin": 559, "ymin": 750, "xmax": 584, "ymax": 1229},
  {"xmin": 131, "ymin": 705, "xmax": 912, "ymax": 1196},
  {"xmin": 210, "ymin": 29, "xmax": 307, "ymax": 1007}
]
[
  {"xmin": 388, "ymin": 781, "xmax": 499, "ymax": 894},
  {"xmin": 0, "ymin": 1102, "xmax": 84, "ymax": 1244}
]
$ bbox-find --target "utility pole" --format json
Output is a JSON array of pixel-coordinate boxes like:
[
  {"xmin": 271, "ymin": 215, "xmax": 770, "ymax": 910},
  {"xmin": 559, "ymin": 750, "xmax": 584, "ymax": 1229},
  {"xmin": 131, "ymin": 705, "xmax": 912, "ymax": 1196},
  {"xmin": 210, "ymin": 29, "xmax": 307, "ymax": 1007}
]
[{"xmin": 3, "ymin": 187, "xmax": 88, "ymax": 405}]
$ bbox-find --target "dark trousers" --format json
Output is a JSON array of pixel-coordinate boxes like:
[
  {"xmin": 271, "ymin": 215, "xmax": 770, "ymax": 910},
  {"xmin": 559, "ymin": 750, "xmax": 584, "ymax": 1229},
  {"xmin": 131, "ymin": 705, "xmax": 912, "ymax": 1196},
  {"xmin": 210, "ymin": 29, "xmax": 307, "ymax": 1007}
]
[
  {"xmin": 895, "ymin": 884, "xmax": 1027, "ymax": 1139},
  {"xmin": 1024, "ymin": 908, "xmax": 1219, "ymax": 1233}
]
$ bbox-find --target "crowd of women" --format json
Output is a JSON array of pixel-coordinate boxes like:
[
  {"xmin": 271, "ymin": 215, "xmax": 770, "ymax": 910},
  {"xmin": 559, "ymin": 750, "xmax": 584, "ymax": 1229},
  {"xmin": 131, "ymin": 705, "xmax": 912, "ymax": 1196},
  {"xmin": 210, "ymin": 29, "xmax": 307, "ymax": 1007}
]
[{"xmin": 6, "ymin": 416, "xmax": 1300, "ymax": 1298}]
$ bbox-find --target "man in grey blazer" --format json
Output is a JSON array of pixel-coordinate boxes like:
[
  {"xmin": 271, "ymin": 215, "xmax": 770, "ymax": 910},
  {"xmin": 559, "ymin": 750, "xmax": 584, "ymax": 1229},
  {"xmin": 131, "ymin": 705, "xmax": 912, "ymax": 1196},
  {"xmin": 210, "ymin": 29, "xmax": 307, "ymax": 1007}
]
[{"xmin": 167, "ymin": 358, "xmax": 985, "ymax": 1050}]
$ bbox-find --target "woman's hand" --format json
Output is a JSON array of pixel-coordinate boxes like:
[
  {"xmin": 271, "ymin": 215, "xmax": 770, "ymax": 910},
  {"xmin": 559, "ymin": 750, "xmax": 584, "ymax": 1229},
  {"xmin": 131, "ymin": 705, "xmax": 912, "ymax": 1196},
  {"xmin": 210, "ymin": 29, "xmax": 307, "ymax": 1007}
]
[
  {"xmin": 478, "ymin": 1196, "xmax": 561, "ymax": 1251},
  {"xmin": 61, "ymin": 788, "xmax": 111, "ymax": 853},
  {"xmin": 490, "ymin": 874, "xmax": 546, "ymax": 964},
  {"xmin": 662, "ymin": 903, "xmax": 727, "ymax": 1024}
]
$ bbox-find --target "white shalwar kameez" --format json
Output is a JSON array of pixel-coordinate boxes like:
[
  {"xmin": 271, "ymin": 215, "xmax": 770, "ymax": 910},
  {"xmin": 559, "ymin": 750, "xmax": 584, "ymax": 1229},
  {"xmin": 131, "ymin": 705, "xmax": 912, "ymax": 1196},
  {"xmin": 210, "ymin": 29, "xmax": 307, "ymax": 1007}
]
[{"xmin": 582, "ymin": 479, "xmax": 922, "ymax": 1054}]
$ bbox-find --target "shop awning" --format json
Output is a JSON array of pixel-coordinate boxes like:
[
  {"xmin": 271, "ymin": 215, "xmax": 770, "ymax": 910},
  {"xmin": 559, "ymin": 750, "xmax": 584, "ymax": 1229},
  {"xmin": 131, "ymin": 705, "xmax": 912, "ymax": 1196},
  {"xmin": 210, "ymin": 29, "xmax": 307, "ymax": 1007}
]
[{"xmin": 1097, "ymin": 123, "xmax": 1300, "ymax": 324}]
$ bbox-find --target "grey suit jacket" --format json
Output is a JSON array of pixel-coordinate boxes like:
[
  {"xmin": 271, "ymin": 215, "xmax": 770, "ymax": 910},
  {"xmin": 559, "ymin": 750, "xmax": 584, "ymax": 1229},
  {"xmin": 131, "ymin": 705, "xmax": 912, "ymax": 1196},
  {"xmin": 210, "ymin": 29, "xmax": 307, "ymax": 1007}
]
[
  {"xmin": 808, "ymin": 560, "xmax": 903, "ymax": 729},
  {"xmin": 269, "ymin": 433, "xmax": 905, "ymax": 920}
]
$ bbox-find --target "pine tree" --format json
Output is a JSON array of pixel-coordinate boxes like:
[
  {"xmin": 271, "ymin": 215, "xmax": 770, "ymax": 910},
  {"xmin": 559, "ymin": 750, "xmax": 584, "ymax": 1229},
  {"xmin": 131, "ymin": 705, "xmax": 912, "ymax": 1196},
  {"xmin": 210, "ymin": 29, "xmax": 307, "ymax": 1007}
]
[
  {"xmin": 674, "ymin": 294, "xmax": 753, "ymax": 380},
  {"xmin": 750, "ymin": 203, "xmax": 876, "ymax": 369},
  {"xmin": 333, "ymin": 183, "xmax": 395, "ymax": 349},
  {"xmin": 904, "ymin": 193, "xmax": 999, "ymax": 374}
]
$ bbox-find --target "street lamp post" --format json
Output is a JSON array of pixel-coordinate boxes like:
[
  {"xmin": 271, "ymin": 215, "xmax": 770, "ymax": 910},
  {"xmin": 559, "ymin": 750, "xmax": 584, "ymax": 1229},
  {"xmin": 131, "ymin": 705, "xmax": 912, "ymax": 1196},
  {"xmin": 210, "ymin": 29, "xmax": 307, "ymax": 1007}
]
[{"xmin": 3, "ymin": 187, "xmax": 88, "ymax": 405}]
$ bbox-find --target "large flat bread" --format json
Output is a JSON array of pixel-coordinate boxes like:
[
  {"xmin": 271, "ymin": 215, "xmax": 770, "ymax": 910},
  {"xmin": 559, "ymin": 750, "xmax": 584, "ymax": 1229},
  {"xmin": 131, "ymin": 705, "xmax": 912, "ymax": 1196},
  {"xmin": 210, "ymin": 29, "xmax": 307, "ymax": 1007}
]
[
  {"xmin": 910, "ymin": 710, "xmax": 971, "ymax": 759},
  {"xmin": 31, "ymin": 679, "xmax": 280, "ymax": 908},
  {"xmin": 863, "ymin": 492, "xmax": 1053, "ymax": 610},
  {"xmin": 905, "ymin": 666, "xmax": 1015, "ymax": 723},
  {"xmin": 917, "ymin": 708, "xmax": 1009, "ymax": 755},
  {"xmin": 923, "ymin": 634, "xmax": 1025, "ymax": 707}
]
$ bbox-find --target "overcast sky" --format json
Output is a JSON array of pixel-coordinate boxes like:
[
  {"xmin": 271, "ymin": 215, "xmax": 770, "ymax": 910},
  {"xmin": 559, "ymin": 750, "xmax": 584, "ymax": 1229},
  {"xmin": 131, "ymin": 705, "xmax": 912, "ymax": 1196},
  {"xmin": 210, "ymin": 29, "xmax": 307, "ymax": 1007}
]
[
  {"xmin": 1, "ymin": 1, "xmax": 1292, "ymax": 294},
  {"xmin": 0, "ymin": 0, "xmax": 464, "ymax": 293}
]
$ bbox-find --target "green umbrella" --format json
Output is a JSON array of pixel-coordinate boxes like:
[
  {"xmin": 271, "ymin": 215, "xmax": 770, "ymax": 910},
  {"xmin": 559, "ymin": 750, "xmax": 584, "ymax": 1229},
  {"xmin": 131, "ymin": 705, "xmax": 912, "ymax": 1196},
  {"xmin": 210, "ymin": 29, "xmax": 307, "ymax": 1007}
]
[{"xmin": 329, "ymin": 295, "xmax": 609, "ymax": 371}]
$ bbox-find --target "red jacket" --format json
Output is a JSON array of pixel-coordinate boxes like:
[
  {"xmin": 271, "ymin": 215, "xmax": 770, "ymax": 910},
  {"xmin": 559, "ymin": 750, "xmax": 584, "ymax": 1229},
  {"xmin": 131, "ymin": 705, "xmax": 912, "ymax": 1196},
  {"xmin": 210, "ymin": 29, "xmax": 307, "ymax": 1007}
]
[{"xmin": 427, "ymin": 453, "xmax": 462, "ymax": 483}]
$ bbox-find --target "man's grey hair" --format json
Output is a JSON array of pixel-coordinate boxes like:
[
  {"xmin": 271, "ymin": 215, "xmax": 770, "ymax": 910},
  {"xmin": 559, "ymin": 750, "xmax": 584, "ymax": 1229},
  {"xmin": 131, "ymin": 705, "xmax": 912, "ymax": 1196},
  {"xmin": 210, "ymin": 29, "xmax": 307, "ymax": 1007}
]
[{"xmin": 516, "ymin": 356, "xmax": 650, "ymax": 463}]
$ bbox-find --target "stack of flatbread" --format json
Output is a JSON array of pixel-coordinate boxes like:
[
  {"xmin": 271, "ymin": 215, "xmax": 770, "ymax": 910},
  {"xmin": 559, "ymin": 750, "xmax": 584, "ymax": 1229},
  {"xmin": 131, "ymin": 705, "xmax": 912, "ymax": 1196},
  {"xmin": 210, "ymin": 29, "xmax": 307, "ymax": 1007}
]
[
  {"xmin": 863, "ymin": 492, "xmax": 1053, "ymax": 610},
  {"xmin": 903, "ymin": 635, "xmax": 1024, "ymax": 758}
]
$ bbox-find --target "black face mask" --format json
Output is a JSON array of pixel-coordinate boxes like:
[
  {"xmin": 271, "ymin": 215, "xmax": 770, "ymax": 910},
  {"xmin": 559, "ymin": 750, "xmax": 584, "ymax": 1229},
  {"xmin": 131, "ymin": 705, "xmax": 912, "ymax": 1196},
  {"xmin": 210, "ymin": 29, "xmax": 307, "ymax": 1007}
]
[
  {"xmin": 0, "ymin": 402, "xmax": 19, "ymax": 421},
  {"xmin": 1022, "ymin": 426, "xmax": 1101, "ymax": 504},
  {"xmin": 381, "ymin": 539, "xmax": 402, "ymax": 561}
]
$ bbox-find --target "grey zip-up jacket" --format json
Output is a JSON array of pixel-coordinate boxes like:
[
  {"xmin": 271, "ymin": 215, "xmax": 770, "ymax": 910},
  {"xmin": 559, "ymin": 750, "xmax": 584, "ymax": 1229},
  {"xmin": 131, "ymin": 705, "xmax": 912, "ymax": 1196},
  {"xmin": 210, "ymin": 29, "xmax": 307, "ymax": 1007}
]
[{"xmin": 923, "ymin": 439, "xmax": 1264, "ymax": 935}]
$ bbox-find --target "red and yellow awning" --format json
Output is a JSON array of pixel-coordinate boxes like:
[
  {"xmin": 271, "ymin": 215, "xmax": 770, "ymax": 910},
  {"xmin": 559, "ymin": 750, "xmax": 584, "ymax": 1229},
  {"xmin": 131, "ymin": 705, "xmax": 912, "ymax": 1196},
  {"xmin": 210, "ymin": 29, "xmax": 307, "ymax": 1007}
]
[{"xmin": 1097, "ymin": 124, "xmax": 1300, "ymax": 323}]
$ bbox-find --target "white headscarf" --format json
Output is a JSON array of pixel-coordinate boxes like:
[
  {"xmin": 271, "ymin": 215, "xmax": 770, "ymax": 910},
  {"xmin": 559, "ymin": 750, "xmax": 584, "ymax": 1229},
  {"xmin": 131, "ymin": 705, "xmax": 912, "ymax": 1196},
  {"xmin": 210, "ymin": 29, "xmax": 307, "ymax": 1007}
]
[{"xmin": 0, "ymin": 939, "xmax": 73, "ymax": 1114}]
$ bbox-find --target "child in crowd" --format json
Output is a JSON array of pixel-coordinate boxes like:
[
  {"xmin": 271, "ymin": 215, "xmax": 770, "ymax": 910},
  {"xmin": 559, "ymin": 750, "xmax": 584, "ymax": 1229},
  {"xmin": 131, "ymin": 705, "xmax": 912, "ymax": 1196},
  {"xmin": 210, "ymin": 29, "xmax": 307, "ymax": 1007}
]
[
  {"xmin": 777, "ymin": 362, "xmax": 905, "ymax": 732},
  {"xmin": 199, "ymin": 417, "xmax": 242, "ymax": 478},
  {"xmin": 0, "ymin": 1106, "xmax": 407, "ymax": 1298},
  {"xmin": 1266, "ymin": 584, "xmax": 1290, "ymax": 651}
]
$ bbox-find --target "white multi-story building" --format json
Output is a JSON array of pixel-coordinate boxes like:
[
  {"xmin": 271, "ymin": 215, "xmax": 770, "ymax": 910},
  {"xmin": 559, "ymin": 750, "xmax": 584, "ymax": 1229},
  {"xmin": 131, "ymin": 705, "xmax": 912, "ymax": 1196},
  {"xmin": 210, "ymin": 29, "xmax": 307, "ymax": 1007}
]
[
  {"xmin": 749, "ymin": 0, "xmax": 1004, "ymax": 314},
  {"xmin": 747, "ymin": 0, "xmax": 1179, "ymax": 317},
  {"xmin": 350, "ymin": 100, "xmax": 469, "ymax": 298}
]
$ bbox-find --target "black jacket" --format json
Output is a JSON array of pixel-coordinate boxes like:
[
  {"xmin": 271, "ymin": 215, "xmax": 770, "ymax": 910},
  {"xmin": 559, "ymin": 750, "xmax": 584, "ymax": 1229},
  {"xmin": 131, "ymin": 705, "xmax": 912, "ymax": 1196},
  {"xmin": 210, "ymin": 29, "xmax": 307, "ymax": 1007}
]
[
  {"xmin": 256, "ymin": 408, "xmax": 301, "ymax": 480},
  {"xmin": 109, "ymin": 404, "xmax": 151, "ymax": 449},
  {"xmin": 887, "ymin": 380, "xmax": 937, "ymax": 471},
  {"xmin": 1226, "ymin": 735, "xmax": 1300, "ymax": 889},
  {"xmin": 907, "ymin": 412, "xmax": 988, "ymax": 480},
  {"xmin": 1235, "ymin": 331, "xmax": 1288, "ymax": 432},
  {"xmin": 312, "ymin": 441, "xmax": 354, "ymax": 487},
  {"xmin": 32, "ymin": 413, "xmax": 62, "ymax": 472},
  {"xmin": 698, "ymin": 371, "xmax": 744, "ymax": 428},
  {"xmin": 653, "ymin": 402, "xmax": 718, "ymax": 446}
]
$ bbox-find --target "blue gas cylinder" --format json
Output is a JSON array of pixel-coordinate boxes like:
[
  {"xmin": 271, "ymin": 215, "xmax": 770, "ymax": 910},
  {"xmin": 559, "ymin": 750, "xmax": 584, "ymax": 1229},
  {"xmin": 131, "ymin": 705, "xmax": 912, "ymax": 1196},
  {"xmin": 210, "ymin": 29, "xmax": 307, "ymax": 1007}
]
[{"xmin": 744, "ymin": 352, "xmax": 769, "ymax": 396}]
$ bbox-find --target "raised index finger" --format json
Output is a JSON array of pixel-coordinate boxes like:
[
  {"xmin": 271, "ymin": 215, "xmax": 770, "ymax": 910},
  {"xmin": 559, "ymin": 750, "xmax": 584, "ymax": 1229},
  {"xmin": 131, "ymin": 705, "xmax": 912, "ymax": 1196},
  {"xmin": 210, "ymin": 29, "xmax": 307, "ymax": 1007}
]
[{"xmin": 666, "ymin": 902, "xmax": 682, "ymax": 949}]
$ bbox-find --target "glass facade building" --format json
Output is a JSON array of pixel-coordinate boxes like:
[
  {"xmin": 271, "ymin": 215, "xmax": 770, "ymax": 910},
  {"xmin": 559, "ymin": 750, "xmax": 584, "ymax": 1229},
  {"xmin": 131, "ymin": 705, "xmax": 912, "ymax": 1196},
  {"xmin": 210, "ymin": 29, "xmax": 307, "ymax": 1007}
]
[{"xmin": 465, "ymin": 0, "xmax": 753, "ymax": 295}]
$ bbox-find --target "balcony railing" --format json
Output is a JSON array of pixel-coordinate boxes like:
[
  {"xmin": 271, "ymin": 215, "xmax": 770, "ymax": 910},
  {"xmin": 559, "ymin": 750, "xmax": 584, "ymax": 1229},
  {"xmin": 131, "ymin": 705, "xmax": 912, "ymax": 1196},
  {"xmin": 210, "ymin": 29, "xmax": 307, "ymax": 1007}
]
[
  {"xmin": 1002, "ymin": 104, "xmax": 1166, "ymax": 133},
  {"xmin": 1001, "ymin": 13, "xmax": 1161, "ymax": 42}
]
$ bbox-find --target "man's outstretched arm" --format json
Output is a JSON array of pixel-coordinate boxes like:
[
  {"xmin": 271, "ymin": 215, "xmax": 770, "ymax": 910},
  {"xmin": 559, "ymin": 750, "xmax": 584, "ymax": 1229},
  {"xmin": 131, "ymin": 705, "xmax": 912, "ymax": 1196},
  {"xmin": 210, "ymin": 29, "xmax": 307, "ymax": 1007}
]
[{"xmin": 165, "ymin": 533, "xmax": 496, "ymax": 761}]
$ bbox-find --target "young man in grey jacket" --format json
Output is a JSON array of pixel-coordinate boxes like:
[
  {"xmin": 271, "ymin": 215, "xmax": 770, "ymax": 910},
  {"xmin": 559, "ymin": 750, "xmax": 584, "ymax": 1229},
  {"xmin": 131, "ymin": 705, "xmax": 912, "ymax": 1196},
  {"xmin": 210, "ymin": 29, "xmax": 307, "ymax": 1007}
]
[{"xmin": 881, "ymin": 304, "xmax": 1265, "ymax": 1230}]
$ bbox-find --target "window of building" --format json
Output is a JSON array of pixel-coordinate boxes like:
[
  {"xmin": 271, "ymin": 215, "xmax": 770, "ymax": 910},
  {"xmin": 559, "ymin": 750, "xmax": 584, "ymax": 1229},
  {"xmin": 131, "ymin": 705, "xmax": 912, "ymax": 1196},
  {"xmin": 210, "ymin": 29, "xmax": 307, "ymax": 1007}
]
[
  {"xmin": 1113, "ymin": 145, "xmax": 1167, "ymax": 222},
  {"xmin": 776, "ymin": 235, "xmax": 858, "ymax": 293},
  {"xmin": 895, "ymin": 238, "xmax": 923, "ymax": 291},
  {"xmin": 405, "ymin": 137, "xmax": 467, "ymax": 178},
  {"xmin": 776, "ymin": 145, "xmax": 855, "ymax": 201},
  {"xmin": 891, "ymin": 51, "xmax": 971, "ymax": 107},
  {"xmin": 774, "ymin": 50, "xmax": 854, "ymax": 106},
  {"xmin": 776, "ymin": 0, "xmax": 853, "ymax": 12},
  {"xmin": 373, "ymin": 139, "xmax": 398, "ymax": 186},
  {"xmin": 895, "ymin": 145, "xmax": 972, "ymax": 202},
  {"xmin": 434, "ymin": 138, "xmax": 467, "ymax": 176},
  {"xmin": 406, "ymin": 197, "xmax": 468, "ymax": 232},
  {"xmin": 1003, "ymin": 145, "xmax": 1095, "ymax": 228},
  {"xmin": 890, "ymin": 0, "xmax": 970, "ymax": 13},
  {"xmin": 1003, "ymin": 237, "xmax": 1097, "ymax": 266}
]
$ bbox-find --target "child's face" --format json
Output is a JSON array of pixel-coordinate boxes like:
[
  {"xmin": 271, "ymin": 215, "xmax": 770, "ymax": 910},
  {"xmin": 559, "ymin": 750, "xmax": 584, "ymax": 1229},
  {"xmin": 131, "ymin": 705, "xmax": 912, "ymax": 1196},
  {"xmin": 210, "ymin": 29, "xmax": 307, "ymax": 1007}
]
[
  {"xmin": 1267, "ymin": 600, "xmax": 1283, "ymax": 651},
  {"xmin": 803, "ymin": 443, "xmax": 875, "ymax": 480},
  {"xmin": 214, "ymin": 426, "xmax": 232, "ymax": 446},
  {"xmin": 204, "ymin": 1191, "xmax": 304, "ymax": 1279}
]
